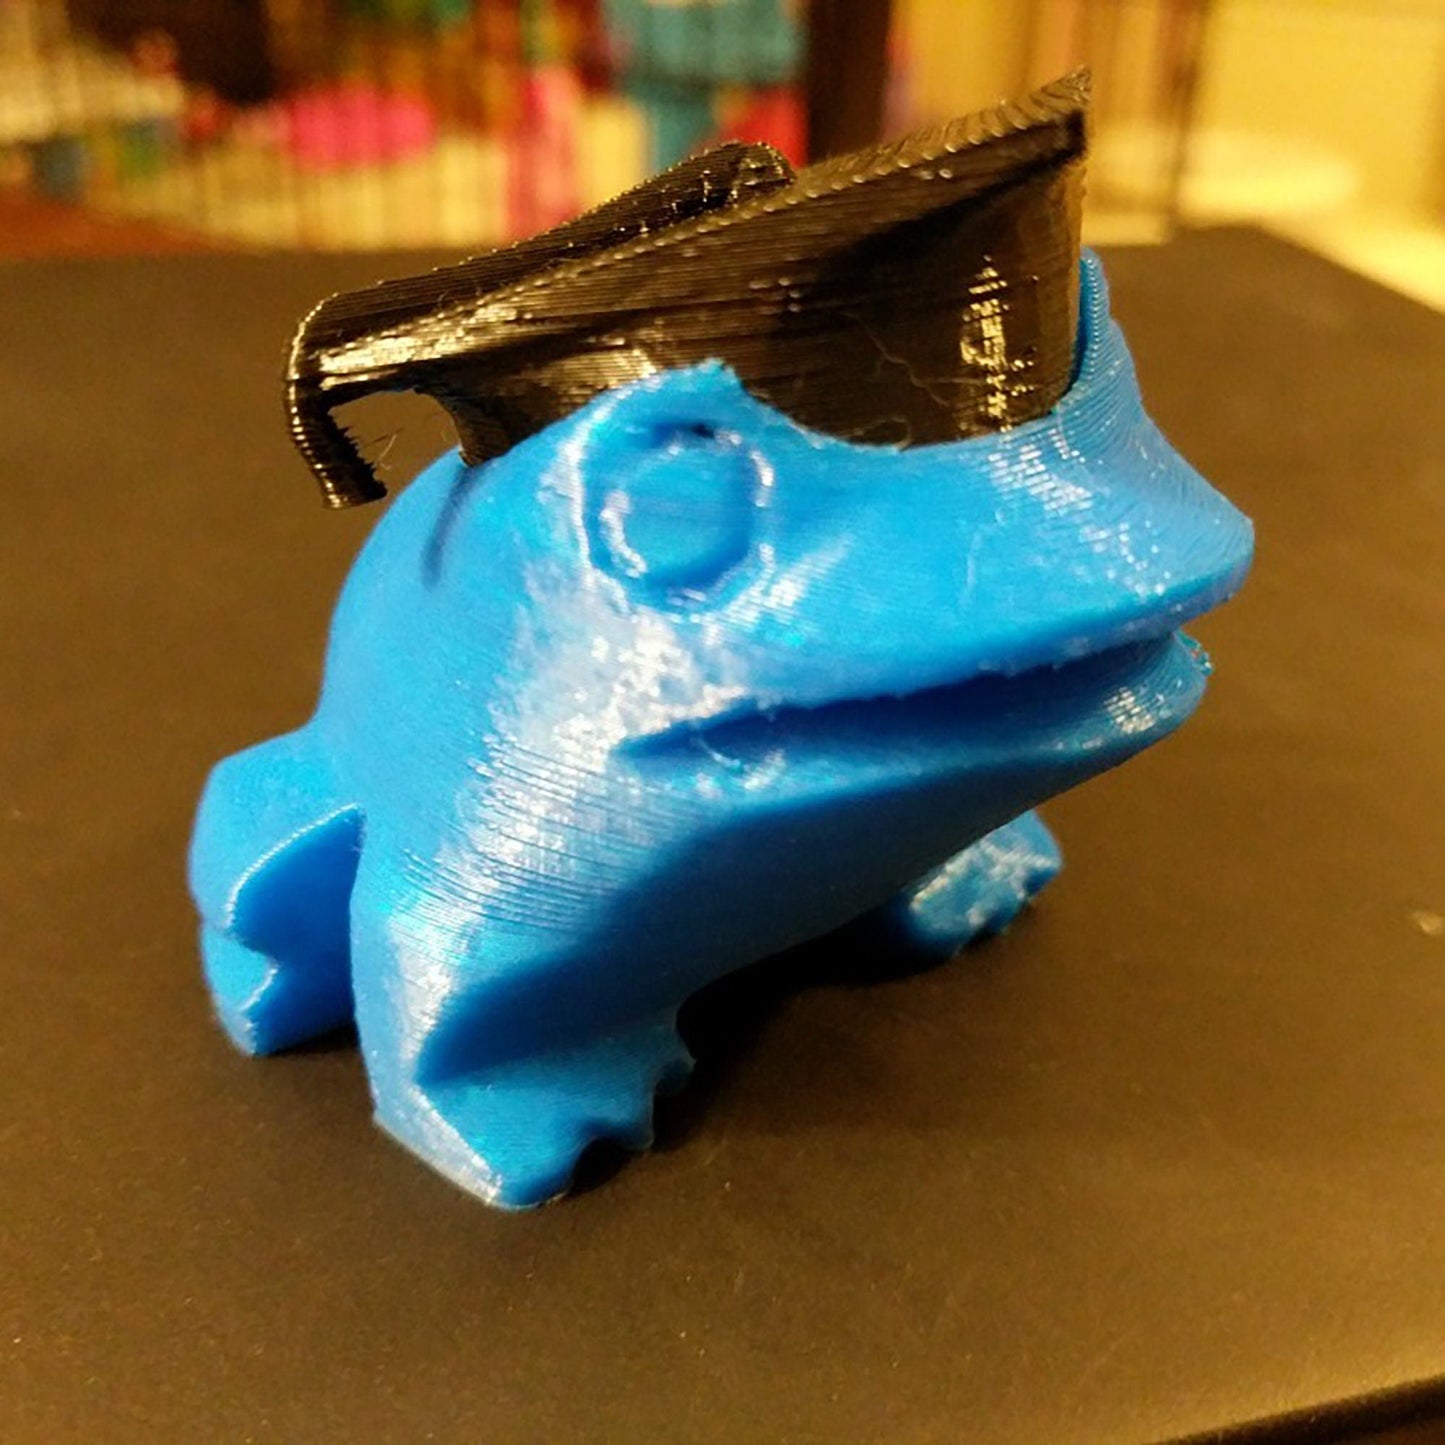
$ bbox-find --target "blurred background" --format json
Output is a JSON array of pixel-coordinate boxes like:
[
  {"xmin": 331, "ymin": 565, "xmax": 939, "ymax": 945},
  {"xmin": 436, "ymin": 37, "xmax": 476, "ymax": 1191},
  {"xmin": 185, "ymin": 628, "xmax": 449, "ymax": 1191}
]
[{"xmin": 1, "ymin": 0, "xmax": 1441, "ymax": 307}]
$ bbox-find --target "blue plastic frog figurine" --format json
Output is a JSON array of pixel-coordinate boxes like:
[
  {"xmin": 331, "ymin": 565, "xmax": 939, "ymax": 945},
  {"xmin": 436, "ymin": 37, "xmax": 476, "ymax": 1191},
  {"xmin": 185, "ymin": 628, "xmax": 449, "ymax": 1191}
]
[{"xmin": 189, "ymin": 257, "xmax": 1252, "ymax": 1207}]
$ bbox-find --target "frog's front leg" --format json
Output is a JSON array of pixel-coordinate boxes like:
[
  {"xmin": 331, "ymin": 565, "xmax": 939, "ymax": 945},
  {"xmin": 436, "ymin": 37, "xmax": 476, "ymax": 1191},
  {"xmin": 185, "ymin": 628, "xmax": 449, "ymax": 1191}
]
[
  {"xmin": 189, "ymin": 730, "xmax": 362, "ymax": 1054},
  {"xmin": 871, "ymin": 810, "xmax": 1062, "ymax": 959},
  {"xmin": 349, "ymin": 863, "xmax": 693, "ymax": 1208}
]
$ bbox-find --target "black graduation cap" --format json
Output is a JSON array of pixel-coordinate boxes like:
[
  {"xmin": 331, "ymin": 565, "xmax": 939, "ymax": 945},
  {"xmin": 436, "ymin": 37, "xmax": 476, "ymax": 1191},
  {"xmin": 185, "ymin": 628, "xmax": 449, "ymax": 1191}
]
[{"xmin": 288, "ymin": 71, "xmax": 1090, "ymax": 509}]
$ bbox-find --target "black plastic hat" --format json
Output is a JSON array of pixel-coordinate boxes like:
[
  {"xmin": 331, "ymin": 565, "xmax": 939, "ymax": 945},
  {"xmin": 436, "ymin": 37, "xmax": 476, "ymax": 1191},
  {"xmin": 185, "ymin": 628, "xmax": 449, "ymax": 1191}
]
[{"xmin": 288, "ymin": 71, "xmax": 1090, "ymax": 509}]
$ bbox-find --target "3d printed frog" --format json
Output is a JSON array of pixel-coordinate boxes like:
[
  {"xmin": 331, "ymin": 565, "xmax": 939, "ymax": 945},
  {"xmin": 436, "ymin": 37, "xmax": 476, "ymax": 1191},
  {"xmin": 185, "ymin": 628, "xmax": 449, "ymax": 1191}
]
[
  {"xmin": 190, "ymin": 79, "xmax": 1252, "ymax": 1206},
  {"xmin": 189, "ymin": 254, "xmax": 1251, "ymax": 1207}
]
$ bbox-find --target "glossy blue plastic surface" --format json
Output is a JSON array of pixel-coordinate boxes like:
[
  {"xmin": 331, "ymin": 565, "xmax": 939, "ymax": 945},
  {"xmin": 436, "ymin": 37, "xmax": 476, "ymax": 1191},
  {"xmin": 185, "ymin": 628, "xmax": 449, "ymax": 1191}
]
[{"xmin": 189, "ymin": 256, "xmax": 1252, "ymax": 1207}]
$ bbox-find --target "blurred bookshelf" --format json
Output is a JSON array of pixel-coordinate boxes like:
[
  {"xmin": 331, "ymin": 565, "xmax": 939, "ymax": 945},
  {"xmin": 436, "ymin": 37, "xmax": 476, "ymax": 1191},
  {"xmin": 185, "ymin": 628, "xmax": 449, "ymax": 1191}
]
[
  {"xmin": 3, "ymin": 0, "xmax": 1441, "ymax": 311},
  {"xmin": 0, "ymin": 0, "xmax": 812, "ymax": 250}
]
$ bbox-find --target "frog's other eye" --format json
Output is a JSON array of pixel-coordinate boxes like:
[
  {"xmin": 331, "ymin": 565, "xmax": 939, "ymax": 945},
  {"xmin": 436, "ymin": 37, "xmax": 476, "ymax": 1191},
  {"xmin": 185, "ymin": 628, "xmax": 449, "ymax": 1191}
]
[{"xmin": 589, "ymin": 421, "xmax": 758, "ymax": 594}]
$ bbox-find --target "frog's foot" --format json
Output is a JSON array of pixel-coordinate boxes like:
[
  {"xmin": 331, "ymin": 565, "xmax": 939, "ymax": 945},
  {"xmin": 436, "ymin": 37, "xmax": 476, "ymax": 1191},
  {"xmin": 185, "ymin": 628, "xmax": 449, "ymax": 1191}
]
[
  {"xmin": 202, "ymin": 925, "xmax": 353, "ymax": 1056},
  {"xmin": 874, "ymin": 811, "xmax": 1062, "ymax": 960},
  {"xmin": 190, "ymin": 731, "xmax": 361, "ymax": 1055},
  {"xmin": 374, "ymin": 1015, "xmax": 695, "ymax": 1208}
]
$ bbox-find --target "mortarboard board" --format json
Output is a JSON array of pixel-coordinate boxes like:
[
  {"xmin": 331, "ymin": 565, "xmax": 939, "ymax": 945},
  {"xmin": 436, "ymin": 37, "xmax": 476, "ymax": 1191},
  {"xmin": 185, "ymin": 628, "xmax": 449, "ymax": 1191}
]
[{"xmin": 288, "ymin": 70, "xmax": 1090, "ymax": 509}]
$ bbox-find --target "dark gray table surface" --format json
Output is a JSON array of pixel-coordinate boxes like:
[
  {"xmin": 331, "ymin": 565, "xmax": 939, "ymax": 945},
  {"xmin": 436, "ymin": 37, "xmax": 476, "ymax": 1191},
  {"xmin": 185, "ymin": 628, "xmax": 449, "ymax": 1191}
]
[{"xmin": 3, "ymin": 229, "xmax": 1444, "ymax": 1444}]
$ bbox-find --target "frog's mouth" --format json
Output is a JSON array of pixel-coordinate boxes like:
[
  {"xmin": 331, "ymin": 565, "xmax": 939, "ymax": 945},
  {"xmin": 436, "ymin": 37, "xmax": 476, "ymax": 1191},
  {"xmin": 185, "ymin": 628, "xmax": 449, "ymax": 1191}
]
[{"xmin": 636, "ymin": 625, "xmax": 1210, "ymax": 772}]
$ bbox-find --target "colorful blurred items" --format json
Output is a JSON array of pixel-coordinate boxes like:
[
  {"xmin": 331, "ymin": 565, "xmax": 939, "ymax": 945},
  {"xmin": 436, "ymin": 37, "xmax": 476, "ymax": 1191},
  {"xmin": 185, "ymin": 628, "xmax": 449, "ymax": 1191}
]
[
  {"xmin": 603, "ymin": 0, "xmax": 803, "ymax": 88},
  {"xmin": 340, "ymin": 15, "xmax": 473, "ymax": 123},
  {"xmin": 115, "ymin": 116, "xmax": 172, "ymax": 178},
  {"xmin": 574, "ymin": 89, "xmax": 648, "ymax": 209},
  {"xmin": 182, "ymin": 88, "xmax": 232, "ymax": 147},
  {"xmin": 557, "ymin": 0, "xmax": 610, "ymax": 89},
  {"xmin": 3, "ymin": 0, "xmax": 809, "ymax": 248},
  {"xmin": 0, "ymin": 19, "xmax": 185, "ymax": 204},
  {"xmin": 623, "ymin": 75, "xmax": 714, "ymax": 171},
  {"xmin": 881, "ymin": 16, "xmax": 917, "ymax": 139},
  {"xmin": 507, "ymin": 59, "xmax": 583, "ymax": 232},
  {"xmin": 0, "ymin": 146, "xmax": 32, "ymax": 192},
  {"xmin": 519, "ymin": 0, "xmax": 562, "ymax": 62},
  {"xmin": 341, "ymin": 0, "xmax": 474, "ymax": 25},
  {"xmin": 280, "ymin": 82, "xmax": 436, "ymax": 171},
  {"xmin": 601, "ymin": 0, "xmax": 806, "ymax": 168},
  {"xmin": 476, "ymin": 3, "xmax": 524, "ymax": 130},
  {"xmin": 713, "ymin": 84, "xmax": 804, "ymax": 165},
  {"xmin": 31, "ymin": 115, "xmax": 175, "ymax": 203},
  {"xmin": 68, "ymin": 0, "xmax": 275, "ymax": 105},
  {"xmin": 128, "ymin": 27, "xmax": 180, "ymax": 78},
  {"xmin": 30, "ymin": 132, "xmax": 88, "ymax": 200},
  {"xmin": 710, "ymin": 0, "xmax": 801, "ymax": 86}
]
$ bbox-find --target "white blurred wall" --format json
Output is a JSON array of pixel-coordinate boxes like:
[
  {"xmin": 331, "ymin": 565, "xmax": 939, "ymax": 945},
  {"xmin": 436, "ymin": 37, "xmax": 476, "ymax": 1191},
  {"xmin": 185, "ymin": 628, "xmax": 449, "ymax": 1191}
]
[{"xmin": 896, "ymin": 0, "xmax": 1445, "ymax": 304}]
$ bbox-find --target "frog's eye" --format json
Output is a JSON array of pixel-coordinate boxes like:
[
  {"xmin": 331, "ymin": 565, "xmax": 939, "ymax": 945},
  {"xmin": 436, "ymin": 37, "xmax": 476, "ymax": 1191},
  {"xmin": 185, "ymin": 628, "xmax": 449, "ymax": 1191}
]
[{"xmin": 589, "ymin": 420, "xmax": 758, "ymax": 594}]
